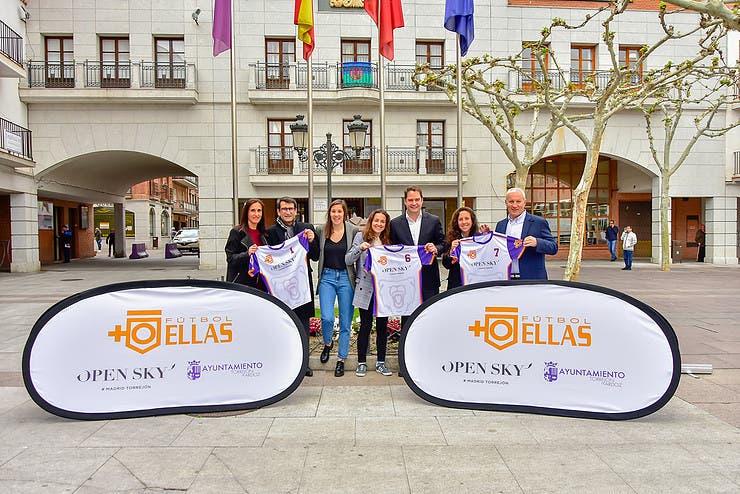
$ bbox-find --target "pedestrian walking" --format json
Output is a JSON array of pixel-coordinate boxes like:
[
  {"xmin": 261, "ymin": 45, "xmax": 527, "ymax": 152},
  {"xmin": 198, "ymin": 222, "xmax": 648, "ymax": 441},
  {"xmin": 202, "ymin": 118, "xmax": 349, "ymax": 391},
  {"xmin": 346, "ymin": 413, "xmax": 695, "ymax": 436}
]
[
  {"xmin": 106, "ymin": 229, "xmax": 115, "ymax": 257},
  {"xmin": 621, "ymin": 226, "xmax": 637, "ymax": 271},
  {"xmin": 606, "ymin": 220, "xmax": 619, "ymax": 261}
]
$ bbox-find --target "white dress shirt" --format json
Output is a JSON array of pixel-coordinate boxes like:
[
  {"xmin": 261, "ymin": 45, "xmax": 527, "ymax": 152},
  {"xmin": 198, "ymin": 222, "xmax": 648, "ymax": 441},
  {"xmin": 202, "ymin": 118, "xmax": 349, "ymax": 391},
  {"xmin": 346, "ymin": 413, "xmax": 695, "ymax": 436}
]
[{"xmin": 406, "ymin": 213, "xmax": 422, "ymax": 245}]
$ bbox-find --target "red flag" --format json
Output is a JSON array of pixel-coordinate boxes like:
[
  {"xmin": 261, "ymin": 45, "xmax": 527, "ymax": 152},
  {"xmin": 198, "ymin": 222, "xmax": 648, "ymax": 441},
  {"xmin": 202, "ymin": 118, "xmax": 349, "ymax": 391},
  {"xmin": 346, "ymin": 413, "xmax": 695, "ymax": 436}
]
[{"xmin": 364, "ymin": 0, "xmax": 404, "ymax": 61}]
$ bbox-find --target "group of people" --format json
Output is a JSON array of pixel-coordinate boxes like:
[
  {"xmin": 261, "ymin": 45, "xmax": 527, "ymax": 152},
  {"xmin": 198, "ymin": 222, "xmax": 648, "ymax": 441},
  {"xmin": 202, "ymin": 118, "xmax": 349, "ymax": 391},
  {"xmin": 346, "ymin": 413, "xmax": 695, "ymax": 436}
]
[{"xmin": 225, "ymin": 186, "xmax": 558, "ymax": 379}]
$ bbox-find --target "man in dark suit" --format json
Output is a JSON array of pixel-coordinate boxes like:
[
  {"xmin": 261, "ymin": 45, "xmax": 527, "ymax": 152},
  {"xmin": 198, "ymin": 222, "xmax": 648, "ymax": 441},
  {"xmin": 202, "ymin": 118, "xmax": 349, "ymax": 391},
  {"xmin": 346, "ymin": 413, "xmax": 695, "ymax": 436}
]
[
  {"xmin": 495, "ymin": 187, "xmax": 558, "ymax": 280},
  {"xmin": 265, "ymin": 196, "xmax": 320, "ymax": 376},
  {"xmin": 390, "ymin": 186, "xmax": 446, "ymax": 302}
]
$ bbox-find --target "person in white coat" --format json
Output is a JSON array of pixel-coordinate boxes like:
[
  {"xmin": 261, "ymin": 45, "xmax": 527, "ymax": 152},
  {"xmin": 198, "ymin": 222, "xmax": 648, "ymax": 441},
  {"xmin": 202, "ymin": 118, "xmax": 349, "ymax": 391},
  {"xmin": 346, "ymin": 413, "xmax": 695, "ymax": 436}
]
[{"xmin": 621, "ymin": 225, "xmax": 637, "ymax": 270}]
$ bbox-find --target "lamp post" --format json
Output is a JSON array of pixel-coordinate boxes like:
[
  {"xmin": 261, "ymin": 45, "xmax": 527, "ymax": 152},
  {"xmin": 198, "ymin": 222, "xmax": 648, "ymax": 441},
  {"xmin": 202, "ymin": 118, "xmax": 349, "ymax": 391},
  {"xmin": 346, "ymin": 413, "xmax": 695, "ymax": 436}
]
[{"xmin": 290, "ymin": 114, "xmax": 368, "ymax": 212}]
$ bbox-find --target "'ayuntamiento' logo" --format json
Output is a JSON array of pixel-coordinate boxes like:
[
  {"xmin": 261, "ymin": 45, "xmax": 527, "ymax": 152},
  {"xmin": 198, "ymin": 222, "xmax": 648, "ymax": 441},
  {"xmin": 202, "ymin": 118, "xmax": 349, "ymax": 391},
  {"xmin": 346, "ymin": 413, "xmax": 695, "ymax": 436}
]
[
  {"xmin": 468, "ymin": 307, "xmax": 519, "ymax": 350},
  {"xmin": 108, "ymin": 310, "xmax": 234, "ymax": 355}
]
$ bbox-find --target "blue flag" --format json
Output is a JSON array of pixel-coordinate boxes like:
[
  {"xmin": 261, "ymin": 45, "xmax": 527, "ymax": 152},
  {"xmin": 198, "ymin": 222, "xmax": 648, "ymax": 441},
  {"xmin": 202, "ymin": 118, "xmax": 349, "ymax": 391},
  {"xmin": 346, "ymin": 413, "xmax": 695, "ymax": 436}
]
[{"xmin": 444, "ymin": 0, "xmax": 474, "ymax": 56}]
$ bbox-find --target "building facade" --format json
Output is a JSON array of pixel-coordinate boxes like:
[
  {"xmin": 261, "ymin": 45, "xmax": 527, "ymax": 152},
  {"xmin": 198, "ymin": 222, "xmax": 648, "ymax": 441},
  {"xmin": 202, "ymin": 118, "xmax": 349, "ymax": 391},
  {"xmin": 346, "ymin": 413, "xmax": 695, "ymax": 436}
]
[{"xmin": 4, "ymin": 0, "xmax": 739, "ymax": 273}]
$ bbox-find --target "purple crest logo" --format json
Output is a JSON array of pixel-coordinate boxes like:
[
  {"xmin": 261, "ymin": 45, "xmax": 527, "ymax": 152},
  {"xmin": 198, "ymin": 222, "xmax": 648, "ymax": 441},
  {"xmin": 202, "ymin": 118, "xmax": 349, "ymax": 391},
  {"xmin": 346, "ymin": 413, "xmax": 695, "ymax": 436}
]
[
  {"xmin": 187, "ymin": 360, "xmax": 201, "ymax": 381},
  {"xmin": 544, "ymin": 361, "xmax": 558, "ymax": 382}
]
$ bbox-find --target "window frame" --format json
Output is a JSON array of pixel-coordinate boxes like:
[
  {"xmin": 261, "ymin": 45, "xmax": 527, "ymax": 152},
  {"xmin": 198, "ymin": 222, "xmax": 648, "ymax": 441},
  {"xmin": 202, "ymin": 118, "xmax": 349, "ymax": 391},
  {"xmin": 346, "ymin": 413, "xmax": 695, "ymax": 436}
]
[
  {"xmin": 265, "ymin": 38, "xmax": 295, "ymax": 89},
  {"xmin": 44, "ymin": 36, "xmax": 74, "ymax": 88}
]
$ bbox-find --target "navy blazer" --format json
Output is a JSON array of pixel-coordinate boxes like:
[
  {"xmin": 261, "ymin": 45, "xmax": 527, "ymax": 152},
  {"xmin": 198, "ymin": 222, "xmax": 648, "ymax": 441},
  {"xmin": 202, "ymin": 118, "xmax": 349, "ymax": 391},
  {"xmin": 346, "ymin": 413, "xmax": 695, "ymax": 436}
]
[
  {"xmin": 495, "ymin": 213, "xmax": 558, "ymax": 280},
  {"xmin": 390, "ymin": 211, "xmax": 445, "ymax": 293}
]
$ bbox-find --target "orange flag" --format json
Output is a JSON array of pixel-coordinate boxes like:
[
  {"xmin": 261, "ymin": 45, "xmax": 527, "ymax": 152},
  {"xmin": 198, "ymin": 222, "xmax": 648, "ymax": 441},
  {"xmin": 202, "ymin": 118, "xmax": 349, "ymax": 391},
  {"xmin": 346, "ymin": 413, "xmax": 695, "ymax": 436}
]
[
  {"xmin": 294, "ymin": 0, "xmax": 315, "ymax": 60},
  {"xmin": 364, "ymin": 0, "xmax": 404, "ymax": 61}
]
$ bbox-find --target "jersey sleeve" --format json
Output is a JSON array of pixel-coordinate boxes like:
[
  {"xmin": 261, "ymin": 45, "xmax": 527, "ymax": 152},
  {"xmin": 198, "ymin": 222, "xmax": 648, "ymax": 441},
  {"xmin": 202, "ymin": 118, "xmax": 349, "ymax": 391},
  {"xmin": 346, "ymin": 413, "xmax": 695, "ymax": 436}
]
[
  {"xmin": 417, "ymin": 245, "xmax": 435, "ymax": 265},
  {"xmin": 364, "ymin": 248, "xmax": 373, "ymax": 272},
  {"xmin": 451, "ymin": 242, "xmax": 461, "ymax": 262},
  {"xmin": 297, "ymin": 230, "xmax": 310, "ymax": 252},
  {"xmin": 248, "ymin": 250, "xmax": 260, "ymax": 276},
  {"xmin": 507, "ymin": 236, "xmax": 525, "ymax": 260}
]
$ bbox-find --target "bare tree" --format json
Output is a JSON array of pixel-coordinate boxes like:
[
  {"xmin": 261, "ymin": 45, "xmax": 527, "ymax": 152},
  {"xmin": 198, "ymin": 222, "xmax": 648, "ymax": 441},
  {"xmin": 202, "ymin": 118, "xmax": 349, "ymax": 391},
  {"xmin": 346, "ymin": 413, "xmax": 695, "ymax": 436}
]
[
  {"xmin": 414, "ymin": 13, "xmax": 603, "ymax": 189},
  {"xmin": 539, "ymin": 1, "xmax": 725, "ymax": 280},
  {"xmin": 641, "ymin": 65, "xmax": 739, "ymax": 271},
  {"xmin": 662, "ymin": 0, "xmax": 740, "ymax": 31},
  {"xmin": 416, "ymin": 0, "xmax": 726, "ymax": 281}
]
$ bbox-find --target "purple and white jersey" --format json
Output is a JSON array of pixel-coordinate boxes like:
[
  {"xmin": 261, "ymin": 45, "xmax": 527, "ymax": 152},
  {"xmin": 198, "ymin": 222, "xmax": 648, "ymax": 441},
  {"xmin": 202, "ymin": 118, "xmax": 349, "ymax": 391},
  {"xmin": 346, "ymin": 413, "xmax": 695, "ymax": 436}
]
[
  {"xmin": 451, "ymin": 231, "xmax": 525, "ymax": 284},
  {"xmin": 364, "ymin": 244, "xmax": 435, "ymax": 317},
  {"xmin": 249, "ymin": 232, "xmax": 311, "ymax": 309}
]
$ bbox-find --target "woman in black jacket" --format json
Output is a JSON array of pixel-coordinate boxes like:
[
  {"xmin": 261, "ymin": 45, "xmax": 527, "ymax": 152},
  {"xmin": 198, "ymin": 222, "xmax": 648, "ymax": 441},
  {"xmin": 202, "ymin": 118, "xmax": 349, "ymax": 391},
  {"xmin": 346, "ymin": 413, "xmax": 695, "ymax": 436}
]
[
  {"xmin": 442, "ymin": 206, "xmax": 487, "ymax": 290},
  {"xmin": 225, "ymin": 198, "xmax": 267, "ymax": 290}
]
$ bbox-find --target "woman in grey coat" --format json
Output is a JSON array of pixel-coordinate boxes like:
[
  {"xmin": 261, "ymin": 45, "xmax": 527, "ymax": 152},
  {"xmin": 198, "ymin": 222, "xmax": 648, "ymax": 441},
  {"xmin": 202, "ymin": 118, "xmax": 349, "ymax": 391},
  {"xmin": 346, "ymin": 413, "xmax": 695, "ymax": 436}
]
[{"xmin": 345, "ymin": 209, "xmax": 392, "ymax": 377}]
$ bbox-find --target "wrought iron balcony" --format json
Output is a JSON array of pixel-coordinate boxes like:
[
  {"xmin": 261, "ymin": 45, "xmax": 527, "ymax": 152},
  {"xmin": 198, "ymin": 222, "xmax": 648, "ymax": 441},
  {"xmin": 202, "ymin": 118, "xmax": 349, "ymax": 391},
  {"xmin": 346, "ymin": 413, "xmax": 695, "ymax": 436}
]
[
  {"xmin": 255, "ymin": 146, "xmax": 456, "ymax": 175},
  {"xmin": 0, "ymin": 20, "xmax": 23, "ymax": 69},
  {"xmin": 252, "ymin": 61, "xmax": 446, "ymax": 92},
  {"xmin": 25, "ymin": 60, "xmax": 196, "ymax": 90},
  {"xmin": 0, "ymin": 117, "xmax": 33, "ymax": 161}
]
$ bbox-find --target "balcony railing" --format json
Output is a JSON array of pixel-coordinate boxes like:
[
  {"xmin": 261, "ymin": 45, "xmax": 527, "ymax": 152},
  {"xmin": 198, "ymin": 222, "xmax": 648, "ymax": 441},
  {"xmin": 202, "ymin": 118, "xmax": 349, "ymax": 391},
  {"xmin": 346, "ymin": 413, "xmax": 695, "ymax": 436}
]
[
  {"xmin": 256, "ymin": 146, "xmax": 456, "ymax": 175},
  {"xmin": 0, "ymin": 117, "xmax": 33, "ymax": 161},
  {"xmin": 85, "ymin": 61, "xmax": 131, "ymax": 88},
  {"xmin": 25, "ymin": 60, "xmax": 196, "ymax": 89},
  {"xmin": 256, "ymin": 146, "xmax": 295, "ymax": 174},
  {"xmin": 297, "ymin": 61, "xmax": 332, "ymax": 89},
  {"xmin": 508, "ymin": 69, "xmax": 643, "ymax": 93},
  {"xmin": 140, "ymin": 62, "xmax": 187, "ymax": 88},
  {"xmin": 0, "ymin": 20, "xmax": 23, "ymax": 67},
  {"xmin": 253, "ymin": 61, "xmax": 449, "ymax": 92}
]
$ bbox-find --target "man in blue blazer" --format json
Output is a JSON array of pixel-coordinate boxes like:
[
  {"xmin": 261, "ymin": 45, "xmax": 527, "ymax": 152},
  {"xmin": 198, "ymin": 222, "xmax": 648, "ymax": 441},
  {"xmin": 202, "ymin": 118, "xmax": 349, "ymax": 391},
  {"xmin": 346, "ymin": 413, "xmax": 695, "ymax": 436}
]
[
  {"xmin": 390, "ymin": 186, "xmax": 446, "ymax": 301},
  {"xmin": 495, "ymin": 188, "xmax": 558, "ymax": 280}
]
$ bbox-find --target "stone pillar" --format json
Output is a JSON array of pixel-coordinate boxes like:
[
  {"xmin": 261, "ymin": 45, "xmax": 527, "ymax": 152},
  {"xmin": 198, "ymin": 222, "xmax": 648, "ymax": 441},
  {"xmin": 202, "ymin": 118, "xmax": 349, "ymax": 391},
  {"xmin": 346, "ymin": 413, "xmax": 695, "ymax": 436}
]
[
  {"xmin": 650, "ymin": 176, "xmax": 666, "ymax": 265},
  {"xmin": 10, "ymin": 193, "xmax": 41, "ymax": 273},
  {"xmin": 704, "ymin": 195, "xmax": 738, "ymax": 264},
  {"xmin": 113, "ymin": 202, "xmax": 126, "ymax": 258}
]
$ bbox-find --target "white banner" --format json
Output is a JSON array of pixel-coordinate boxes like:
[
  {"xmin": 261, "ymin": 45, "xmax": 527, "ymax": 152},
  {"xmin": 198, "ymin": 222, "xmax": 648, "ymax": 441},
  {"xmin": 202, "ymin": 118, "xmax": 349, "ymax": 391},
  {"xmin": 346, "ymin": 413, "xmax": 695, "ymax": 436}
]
[
  {"xmin": 400, "ymin": 282, "xmax": 680, "ymax": 420},
  {"xmin": 23, "ymin": 281, "xmax": 307, "ymax": 420}
]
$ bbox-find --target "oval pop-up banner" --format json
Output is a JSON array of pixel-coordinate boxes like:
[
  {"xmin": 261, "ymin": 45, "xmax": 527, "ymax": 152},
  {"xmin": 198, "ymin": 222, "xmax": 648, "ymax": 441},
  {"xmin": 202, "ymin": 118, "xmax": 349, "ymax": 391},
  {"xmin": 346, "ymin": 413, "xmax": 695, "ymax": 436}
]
[
  {"xmin": 400, "ymin": 281, "xmax": 681, "ymax": 420},
  {"xmin": 23, "ymin": 280, "xmax": 307, "ymax": 420}
]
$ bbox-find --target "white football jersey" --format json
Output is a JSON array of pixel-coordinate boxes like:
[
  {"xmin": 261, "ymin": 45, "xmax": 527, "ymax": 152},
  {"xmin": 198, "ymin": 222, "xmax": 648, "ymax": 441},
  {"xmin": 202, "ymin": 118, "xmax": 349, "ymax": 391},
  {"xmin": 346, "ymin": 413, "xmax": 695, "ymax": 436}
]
[
  {"xmin": 249, "ymin": 233, "xmax": 311, "ymax": 309},
  {"xmin": 365, "ymin": 244, "xmax": 435, "ymax": 317},
  {"xmin": 452, "ymin": 231, "xmax": 525, "ymax": 284}
]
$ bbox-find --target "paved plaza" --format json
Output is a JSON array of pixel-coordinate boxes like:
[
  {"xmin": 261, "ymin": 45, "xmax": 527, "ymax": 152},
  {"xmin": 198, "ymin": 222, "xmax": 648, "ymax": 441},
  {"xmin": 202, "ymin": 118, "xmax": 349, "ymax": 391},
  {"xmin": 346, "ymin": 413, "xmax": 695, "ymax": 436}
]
[{"xmin": 0, "ymin": 252, "xmax": 738, "ymax": 493}]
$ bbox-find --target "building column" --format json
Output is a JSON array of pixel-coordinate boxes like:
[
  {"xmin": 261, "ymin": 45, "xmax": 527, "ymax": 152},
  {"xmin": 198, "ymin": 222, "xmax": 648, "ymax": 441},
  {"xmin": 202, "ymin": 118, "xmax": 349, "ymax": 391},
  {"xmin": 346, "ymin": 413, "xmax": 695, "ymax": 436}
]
[
  {"xmin": 9, "ymin": 193, "xmax": 41, "ymax": 273},
  {"xmin": 704, "ymin": 195, "xmax": 738, "ymax": 264},
  {"xmin": 113, "ymin": 202, "xmax": 126, "ymax": 258}
]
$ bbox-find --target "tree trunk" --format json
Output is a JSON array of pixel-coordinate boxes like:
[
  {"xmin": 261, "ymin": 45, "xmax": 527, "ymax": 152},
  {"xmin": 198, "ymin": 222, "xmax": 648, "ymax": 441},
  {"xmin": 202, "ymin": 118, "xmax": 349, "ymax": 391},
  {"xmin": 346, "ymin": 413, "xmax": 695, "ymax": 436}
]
[
  {"xmin": 563, "ymin": 125, "xmax": 604, "ymax": 281},
  {"xmin": 660, "ymin": 173, "xmax": 671, "ymax": 271},
  {"xmin": 514, "ymin": 166, "xmax": 529, "ymax": 190}
]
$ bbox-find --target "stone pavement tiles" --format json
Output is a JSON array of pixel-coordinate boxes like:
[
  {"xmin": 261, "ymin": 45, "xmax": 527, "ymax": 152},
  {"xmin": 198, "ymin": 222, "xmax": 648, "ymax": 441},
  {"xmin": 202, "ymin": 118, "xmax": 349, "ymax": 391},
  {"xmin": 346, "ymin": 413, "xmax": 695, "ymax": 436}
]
[{"xmin": 0, "ymin": 384, "xmax": 737, "ymax": 493}]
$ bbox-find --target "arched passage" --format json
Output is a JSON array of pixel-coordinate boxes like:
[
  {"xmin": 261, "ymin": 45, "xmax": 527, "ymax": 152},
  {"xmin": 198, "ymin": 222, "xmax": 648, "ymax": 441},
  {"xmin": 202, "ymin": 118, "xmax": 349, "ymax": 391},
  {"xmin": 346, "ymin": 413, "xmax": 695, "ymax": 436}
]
[{"xmin": 33, "ymin": 150, "xmax": 197, "ymax": 264}]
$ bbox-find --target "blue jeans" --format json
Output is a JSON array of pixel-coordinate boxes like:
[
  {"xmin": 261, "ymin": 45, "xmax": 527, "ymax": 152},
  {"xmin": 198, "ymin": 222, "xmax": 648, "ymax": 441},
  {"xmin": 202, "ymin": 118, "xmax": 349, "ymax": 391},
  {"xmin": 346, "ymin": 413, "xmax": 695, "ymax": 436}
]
[
  {"xmin": 624, "ymin": 250, "xmax": 633, "ymax": 269},
  {"xmin": 607, "ymin": 240, "xmax": 617, "ymax": 260},
  {"xmin": 318, "ymin": 268, "xmax": 354, "ymax": 360}
]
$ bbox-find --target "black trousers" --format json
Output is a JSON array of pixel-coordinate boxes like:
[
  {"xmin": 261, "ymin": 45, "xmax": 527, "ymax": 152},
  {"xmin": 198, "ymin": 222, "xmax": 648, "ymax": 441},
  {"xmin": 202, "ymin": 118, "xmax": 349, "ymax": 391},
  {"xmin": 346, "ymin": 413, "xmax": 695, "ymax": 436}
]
[{"xmin": 357, "ymin": 300, "xmax": 389, "ymax": 363}]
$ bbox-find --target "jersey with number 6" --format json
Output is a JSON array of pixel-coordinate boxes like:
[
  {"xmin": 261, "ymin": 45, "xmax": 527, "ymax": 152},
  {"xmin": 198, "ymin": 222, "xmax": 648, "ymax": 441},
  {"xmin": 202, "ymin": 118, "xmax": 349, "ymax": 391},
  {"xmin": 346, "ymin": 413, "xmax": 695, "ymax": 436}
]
[
  {"xmin": 451, "ymin": 231, "xmax": 525, "ymax": 285},
  {"xmin": 249, "ymin": 233, "xmax": 310, "ymax": 309},
  {"xmin": 364, "ymin": 244, "xmax": 435, "ymax": 317}
]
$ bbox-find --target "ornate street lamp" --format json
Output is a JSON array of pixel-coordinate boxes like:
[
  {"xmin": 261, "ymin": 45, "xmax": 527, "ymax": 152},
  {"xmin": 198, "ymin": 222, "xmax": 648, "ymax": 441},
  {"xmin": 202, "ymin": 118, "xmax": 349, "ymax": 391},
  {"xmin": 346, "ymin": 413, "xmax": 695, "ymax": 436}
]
[{"xmin": 290, "ymin": 114, "xmax": 368, "ymax": 210}]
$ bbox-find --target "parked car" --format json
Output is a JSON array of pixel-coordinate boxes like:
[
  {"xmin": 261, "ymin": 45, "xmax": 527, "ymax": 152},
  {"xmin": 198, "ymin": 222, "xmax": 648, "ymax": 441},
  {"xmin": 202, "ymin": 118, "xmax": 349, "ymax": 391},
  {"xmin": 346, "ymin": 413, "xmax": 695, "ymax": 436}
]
[{"xmin": 173, "ymin": 229, "xmax": 199, "ymax": 253}]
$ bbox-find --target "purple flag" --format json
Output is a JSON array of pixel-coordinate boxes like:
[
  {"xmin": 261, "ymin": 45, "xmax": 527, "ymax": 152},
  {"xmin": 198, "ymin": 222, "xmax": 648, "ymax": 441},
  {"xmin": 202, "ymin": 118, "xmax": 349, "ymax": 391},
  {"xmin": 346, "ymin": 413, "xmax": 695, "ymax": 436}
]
[
  {"xmin": 212, "ymin": 0, "xmax": 231, "ymax": 56},
  {"xmin": 444, "ymin": 0, "xmax": 474, "ymax": 56}
]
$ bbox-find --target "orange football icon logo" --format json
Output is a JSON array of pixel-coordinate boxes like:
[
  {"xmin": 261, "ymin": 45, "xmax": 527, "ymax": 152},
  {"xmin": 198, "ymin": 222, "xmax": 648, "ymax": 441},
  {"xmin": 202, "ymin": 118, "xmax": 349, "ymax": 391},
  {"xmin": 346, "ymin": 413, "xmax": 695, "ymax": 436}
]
[
  {"xmin": 265, "ymin": 254, "xmax": 274, "ymax": 264},
  {"xmin": 467, "ymin": 249, "xmax": 477, "ymax": 259},
  {"xmin": 378, "ymin": 256, "xmax": 388, "ymax": 266}
]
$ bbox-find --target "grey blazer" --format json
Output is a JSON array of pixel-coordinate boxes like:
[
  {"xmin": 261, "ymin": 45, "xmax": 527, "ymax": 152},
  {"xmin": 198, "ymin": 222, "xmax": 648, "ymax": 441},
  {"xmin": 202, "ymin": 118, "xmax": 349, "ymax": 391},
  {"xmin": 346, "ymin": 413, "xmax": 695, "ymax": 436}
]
[
  {"xmin": 345, "ymin": 231, "xmax": 374, "ymax": 310},
  {"xmin": 315, "ymin": 221, "xmax": 358, "ymax": 290}
]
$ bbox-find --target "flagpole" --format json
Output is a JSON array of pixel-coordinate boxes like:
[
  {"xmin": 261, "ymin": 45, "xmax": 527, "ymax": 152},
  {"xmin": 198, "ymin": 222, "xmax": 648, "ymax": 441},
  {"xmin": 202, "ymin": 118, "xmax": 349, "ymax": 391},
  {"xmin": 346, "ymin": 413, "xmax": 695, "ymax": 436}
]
[
  {"xmin": 378, "ymin": 0, "xmax": 387, "ymax": 210},
  {"xmin": 307, "ymin": 56, "xmax": 314, "ymax": 223},
  {"xmin": 230, "ymin": 0, "xmax": 239, "ymax": 224},
  {"xmin": 456, "ymin": 33, "xmax": 463, "ymax": 208}
]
